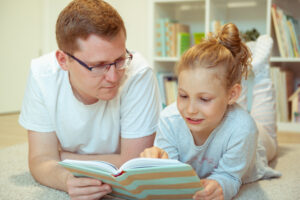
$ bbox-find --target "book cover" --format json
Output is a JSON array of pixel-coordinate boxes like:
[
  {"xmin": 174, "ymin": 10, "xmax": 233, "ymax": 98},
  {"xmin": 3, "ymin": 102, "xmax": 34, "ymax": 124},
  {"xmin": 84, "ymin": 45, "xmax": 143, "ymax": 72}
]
[
  {"xmin": 177, "ymin": 33, "xmax": 191, "ymax": 57},
  {"xmin": 165, "ymin": 20, "xmax": 173, "ymax": 57},
  {"xmin": 156, "ymin": 72, "xmax": 175, "ymax": 108},
  {"xmin": 155, "ymin": 18, "xmax": 168, "ymax": 57},
  {"xmin": 193, "ymin": 32, "xmax": 205, "ymax": 45},
  {"xmin": 287, "ymin": 16, "xmax": 300, "ymax": 57},
  {"xmin": 59, "ymin": 158, "xmax": 202, "ymax": 200},
  {"xmin": 277, "ymin": 7, "xmax": 294, "ymax": 57},
  {"xmin": 170, "ymin": 23, "xmax": 190, "ymax": 57},
  {"xmin": 271, "ymin": 4, "xmax": 288, "ymax": 57},
  {"xmin": 163, "ymin": 76, "xmax": 178, "ymax": 106}
]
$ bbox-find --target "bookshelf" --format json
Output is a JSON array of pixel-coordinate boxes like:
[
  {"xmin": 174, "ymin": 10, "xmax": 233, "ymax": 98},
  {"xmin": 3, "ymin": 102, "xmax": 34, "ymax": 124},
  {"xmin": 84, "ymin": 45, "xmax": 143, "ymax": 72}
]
[{"xmin": 149, "ymin": 0, "xmax": 300, "ymax": 132}]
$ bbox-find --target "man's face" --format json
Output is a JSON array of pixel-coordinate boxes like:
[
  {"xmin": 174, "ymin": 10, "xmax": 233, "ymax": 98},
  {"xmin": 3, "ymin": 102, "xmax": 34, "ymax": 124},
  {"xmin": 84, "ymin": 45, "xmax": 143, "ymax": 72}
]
[{"xmin": 67, "ymin": 31, "xmax": 127, "ymax": 103}]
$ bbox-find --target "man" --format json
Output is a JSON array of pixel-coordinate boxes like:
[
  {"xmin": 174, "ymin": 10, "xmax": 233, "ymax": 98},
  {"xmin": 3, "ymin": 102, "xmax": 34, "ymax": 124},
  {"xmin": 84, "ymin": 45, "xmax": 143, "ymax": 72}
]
[{"xmin": 19, "ymin": 0, "xmax": 161, "ymax": 199}]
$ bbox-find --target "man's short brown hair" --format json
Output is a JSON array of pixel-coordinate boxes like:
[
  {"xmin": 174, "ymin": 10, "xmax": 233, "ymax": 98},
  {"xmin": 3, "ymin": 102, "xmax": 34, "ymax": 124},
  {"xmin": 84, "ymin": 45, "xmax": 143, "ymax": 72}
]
[{"xmin": 56, "ymin": 0, "xmax": 126, "ymax": 53}]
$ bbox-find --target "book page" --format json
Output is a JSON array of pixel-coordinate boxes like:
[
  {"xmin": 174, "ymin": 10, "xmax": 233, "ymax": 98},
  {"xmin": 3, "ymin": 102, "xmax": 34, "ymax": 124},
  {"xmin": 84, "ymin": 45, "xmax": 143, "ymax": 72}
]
[
  {"xmin": 119, "ymin": 158, "xmax": 184, "ymax": 172},
  {"xmin": 61, "ymin": 159, "xmax": 118, "ymax": 174}
]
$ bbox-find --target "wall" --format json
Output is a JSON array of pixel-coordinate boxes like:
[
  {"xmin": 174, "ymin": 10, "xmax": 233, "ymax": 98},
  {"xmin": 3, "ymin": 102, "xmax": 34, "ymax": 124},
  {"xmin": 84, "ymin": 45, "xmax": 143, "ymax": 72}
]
[
  {"xmin": 0, "ymin": 0, "xmax": 42, "ymax": 113},
  {"xmin": 106, "ymin": 0, "xmax": 149, "ymax": 60}
]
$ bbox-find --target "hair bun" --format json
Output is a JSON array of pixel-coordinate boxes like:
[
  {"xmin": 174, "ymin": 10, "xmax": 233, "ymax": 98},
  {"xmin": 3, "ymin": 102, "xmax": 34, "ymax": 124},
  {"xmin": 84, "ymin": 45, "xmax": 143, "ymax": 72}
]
[{"xmin": 217, "ymin": 23, "xmax": 241, "ymax": 56}]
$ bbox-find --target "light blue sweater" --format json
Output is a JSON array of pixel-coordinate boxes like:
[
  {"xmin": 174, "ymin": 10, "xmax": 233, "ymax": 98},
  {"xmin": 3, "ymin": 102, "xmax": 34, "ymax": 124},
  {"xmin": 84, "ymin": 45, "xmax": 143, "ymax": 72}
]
[{"xmin": 154, "ymin": 103, "xmax": 280, "ymax": 200}]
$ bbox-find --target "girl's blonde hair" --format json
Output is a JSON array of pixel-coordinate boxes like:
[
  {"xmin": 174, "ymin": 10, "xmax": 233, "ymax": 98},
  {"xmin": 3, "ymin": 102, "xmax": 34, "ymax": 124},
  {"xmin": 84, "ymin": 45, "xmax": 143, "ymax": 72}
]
[{"xmin": 176, "ymin": 23, "xmax": 252, "ymax": 89}]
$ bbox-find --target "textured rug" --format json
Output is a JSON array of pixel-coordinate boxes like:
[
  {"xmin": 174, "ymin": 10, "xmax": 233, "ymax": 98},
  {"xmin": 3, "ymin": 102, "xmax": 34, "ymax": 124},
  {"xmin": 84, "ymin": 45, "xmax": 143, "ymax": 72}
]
[{"xmin": 0, "ymin": 143, "xmax": 299, "ymax": 200}]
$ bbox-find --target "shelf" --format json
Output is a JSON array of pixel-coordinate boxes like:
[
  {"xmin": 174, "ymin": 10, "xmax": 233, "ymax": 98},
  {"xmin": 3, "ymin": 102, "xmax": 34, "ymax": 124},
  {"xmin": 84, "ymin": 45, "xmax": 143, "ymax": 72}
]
[
  {"xmin": 277, "ymin": 122, "xmax": 300, "ymax": 133},
  {"xmin": 270, "ymin": 57, "xmax": 300, "ymax": 63}
]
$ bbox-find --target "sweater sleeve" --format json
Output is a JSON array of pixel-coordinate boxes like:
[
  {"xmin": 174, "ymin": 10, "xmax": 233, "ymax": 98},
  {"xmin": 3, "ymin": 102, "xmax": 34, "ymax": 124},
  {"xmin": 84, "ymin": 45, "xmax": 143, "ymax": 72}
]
[
  {"xmin": 154, "ymin": 113, "xmax": 180, "ymax": 160},
  {"xmin": 207, "ymin": 121, "xmax": 258, "ymax": 200}
]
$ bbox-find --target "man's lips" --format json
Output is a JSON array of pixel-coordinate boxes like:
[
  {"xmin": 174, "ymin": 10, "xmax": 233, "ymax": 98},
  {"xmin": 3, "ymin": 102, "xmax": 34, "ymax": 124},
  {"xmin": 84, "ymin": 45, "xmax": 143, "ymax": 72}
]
[
  {"xmin": 102, "ymin": 84, "xmax": 117, "ymax": 89},
  {"xmin": 186, "ymin": 117, "xmax": 204, "ymax": 125}
]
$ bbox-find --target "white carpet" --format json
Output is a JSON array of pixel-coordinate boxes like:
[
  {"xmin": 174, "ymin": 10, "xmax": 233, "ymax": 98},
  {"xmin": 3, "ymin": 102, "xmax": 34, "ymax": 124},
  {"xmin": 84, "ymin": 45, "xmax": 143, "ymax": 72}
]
[{"xmin": 0, "ymin": 143, "xmax": 299, "ymax": 200}]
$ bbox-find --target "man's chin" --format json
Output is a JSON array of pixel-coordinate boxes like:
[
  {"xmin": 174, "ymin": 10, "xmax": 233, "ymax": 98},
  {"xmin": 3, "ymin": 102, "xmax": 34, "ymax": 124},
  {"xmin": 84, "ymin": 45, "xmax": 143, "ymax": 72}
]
[{"xmin": 97, "ymin": 91, "xmax": 118, "ymax": 101}]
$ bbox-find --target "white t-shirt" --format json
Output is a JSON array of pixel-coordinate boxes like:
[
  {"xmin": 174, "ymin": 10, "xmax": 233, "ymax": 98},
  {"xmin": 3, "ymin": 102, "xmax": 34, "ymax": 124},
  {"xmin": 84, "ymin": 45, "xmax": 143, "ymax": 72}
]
[
  {"xmin": 19, "ymin": 51, "xmax": 161, "ymax": 154},
  {"xmin": 154, "ymin": 103, "xmax": 280, "ymax": 200}
]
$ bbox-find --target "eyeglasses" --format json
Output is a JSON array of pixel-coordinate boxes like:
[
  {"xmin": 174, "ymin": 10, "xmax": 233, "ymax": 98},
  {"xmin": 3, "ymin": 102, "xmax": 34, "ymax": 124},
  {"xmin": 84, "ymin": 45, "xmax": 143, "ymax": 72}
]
[{"xmin": 64, "ymin": 49, "xmax": 133, "ymax": 76}]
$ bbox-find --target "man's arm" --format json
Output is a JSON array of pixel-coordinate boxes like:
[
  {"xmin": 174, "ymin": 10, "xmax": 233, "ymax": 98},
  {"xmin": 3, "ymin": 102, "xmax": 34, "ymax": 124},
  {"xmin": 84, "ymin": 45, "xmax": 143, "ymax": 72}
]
[
  {"xmin": 60, "ymin": 133, "xmax": 155, "ymax": 168},
  {"xmin": 28, "ymin": 130, "xmax": 70, "ymax": 191},
  {"xmin": 28, "ymin": 130, "xmax": 111, "ymax": 199}
]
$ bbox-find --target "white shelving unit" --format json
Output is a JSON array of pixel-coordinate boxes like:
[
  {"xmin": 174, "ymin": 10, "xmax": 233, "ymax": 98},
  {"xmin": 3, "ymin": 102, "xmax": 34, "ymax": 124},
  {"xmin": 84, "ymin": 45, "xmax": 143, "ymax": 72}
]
[{"xmin": 149, "ymin": 0, "xmax": 300, "ymax": 133}]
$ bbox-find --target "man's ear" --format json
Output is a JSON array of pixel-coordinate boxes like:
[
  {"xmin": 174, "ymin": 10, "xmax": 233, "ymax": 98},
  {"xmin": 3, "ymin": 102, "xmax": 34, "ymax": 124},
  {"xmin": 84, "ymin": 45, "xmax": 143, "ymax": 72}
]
[
  {"xmin": 228, "ymin": 83, "xmax": 241, "ymax": 105},
  {"xmin": 56, "ymin": 50, "xmax": 68, "ymax": 71}
]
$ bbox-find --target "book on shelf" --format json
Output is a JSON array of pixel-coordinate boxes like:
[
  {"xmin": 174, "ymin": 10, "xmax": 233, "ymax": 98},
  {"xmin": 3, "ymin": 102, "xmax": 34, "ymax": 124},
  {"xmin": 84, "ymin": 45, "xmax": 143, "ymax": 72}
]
[
  {"xmin": 270, "ymin": 67, "xmax": 294, "ymax": 122},
  {"xmin": 164, "ymin": 75, "xmax": 178, "ymax": 106},
  {"xmin": 155, "ymin": 18, "xmax": 190, "ymax": 58},
  {"xmin": 177, "ymin": 32, "xmax": 191, "ymax": 57},
  {"xmin": 271, "ymin": 4, "xmax": 289, "ymax": 57},
  {"xmin": 170, "ymin": 23, "xmax": 190, "ymax": 57},
  {"xmin": 271, "ymin": 4, "xmax": 300, "ymax": 58},
  {"xmin": 193, "ymin": 32, "xmax": 205, "ymax": 45},
  {"xmin": 156, "ymin": 72, "xmax": 173, "ymax": 108},
  {"xmin": 155, "ymin": 18, "xmax": 167, "ymax": 57},
  {"xmin": 156, "ymin": 72, "xmax": 178, "ymax": 108},
  {"xmin": 288, "ymin": 87, "xmax": 300, "ymax": 123},
  {"xmin": 59, "ymin": 158, "xmax": 202, "ymax": 200},
  {"xmin": 286, "ymin": 16, "xmax": 300, "ymax": 57}
]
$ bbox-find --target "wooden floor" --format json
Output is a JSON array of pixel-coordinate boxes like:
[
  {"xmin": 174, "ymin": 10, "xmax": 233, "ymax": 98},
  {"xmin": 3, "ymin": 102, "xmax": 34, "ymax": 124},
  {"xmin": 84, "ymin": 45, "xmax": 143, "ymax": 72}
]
[
  {"xmin": 0, "ymin": 113, "xmax": 300, "ymax": 149},
  {"xmin": 0, "ymin": 113, "xmax": 27, "ymax": 149}
]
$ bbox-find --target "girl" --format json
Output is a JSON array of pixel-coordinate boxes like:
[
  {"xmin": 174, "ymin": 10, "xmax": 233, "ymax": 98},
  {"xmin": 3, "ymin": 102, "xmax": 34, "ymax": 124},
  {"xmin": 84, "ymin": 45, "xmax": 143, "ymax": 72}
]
[{"xmin": 141, "ymin": 23, "xmax": 280, "ymax": 200}]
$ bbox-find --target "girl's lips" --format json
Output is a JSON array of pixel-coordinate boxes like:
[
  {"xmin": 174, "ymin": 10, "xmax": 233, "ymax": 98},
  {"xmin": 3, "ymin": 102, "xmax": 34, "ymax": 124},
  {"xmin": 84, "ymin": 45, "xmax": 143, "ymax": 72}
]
[{"xmin": 186, "ymin": 118, "xmax": 204, "ymax": 125}]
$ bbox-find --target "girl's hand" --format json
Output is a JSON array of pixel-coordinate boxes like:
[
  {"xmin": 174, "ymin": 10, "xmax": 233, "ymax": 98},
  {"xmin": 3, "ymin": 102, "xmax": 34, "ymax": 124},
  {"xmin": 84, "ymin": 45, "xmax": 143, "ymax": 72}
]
[
  {"xmin": 140, "ymin": 146, "xmax": 168, "ymax": 159},
  {"xmin": 193, "ymin": 179, "xmax": 224, "ymax": 200}
]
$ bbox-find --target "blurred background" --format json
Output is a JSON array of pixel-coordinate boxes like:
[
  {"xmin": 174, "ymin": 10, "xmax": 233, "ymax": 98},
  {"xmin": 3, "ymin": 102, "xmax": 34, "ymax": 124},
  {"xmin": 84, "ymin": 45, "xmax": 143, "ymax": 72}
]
[{"xmin": 0, "ymin": 0, "xmax": 149, "ymax": 113}]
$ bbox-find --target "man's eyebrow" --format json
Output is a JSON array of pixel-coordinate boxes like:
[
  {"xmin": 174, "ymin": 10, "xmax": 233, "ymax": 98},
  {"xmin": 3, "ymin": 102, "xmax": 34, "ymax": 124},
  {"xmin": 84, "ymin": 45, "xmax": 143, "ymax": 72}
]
[{"xmin": 90, "ymin": 52, "xmax": 126, "ymax": 66}]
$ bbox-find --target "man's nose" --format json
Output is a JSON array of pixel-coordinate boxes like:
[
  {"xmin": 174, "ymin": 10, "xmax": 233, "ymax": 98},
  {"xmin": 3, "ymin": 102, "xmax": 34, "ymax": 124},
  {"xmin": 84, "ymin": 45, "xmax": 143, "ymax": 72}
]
[{"xmin": 105, "ymin": 64, "xmax": 118, "ymax": 82}]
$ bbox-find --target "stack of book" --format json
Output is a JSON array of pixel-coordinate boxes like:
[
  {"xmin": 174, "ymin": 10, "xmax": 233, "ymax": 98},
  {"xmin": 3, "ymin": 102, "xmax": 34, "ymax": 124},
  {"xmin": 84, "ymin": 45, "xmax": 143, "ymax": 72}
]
[
  {"xmin": 270, "ymin": 67, "xmax": 294, "ymax": 122},
  {"xmin": 271, "ymin": 4, "xmax": 300, "ymax": 58},
  {"xmin": 155, "ymin": 18, "xmax": 205, "ymax": 58},
  {"xmin": 156, "ymin": 72, "xmax": 178, "ymax": 108}
]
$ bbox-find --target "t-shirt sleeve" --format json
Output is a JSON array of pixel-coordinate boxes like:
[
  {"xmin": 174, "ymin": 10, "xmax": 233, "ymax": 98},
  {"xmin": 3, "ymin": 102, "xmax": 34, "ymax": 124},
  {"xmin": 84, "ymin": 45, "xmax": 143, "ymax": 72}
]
[
  {"xmin": 154, "ymin": 115, "xmax": 179, "ymax": 160},
  {"xmin": 120, "ymin": 67, "xmax": 161, "ymax": 138},
  {"xmin": 19, "ymin": 68, "xmax": 54, "ymax": 133},
  {"xmin": 207, "ymin": 121, "xmax": 258, "ymax": 200}
]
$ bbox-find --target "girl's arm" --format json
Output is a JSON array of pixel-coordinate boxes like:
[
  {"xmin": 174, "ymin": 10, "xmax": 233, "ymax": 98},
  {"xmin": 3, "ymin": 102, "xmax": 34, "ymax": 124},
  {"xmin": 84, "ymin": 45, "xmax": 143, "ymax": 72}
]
[{"xmin": 205, "ymin": 123, "xmax": 258, "ymax": 200}]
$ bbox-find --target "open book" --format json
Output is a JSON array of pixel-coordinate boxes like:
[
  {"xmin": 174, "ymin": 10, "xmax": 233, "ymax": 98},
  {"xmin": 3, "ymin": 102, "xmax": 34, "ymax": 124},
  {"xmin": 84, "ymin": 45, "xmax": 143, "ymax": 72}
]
[{"xmin": 59, "ymin": 158, "xmax": 202, "ymax": 200}]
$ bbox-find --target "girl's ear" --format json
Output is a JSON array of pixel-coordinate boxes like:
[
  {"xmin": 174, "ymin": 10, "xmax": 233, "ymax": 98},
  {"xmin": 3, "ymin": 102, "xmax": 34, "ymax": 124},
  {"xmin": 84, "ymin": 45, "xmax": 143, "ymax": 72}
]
[
  {"xmin": 228, "ymin": 83, "xmax": 241, "ymax": 105},
  {"xmin": 56, "ymin": 50, "xmax": 69, "ymax": 71}
]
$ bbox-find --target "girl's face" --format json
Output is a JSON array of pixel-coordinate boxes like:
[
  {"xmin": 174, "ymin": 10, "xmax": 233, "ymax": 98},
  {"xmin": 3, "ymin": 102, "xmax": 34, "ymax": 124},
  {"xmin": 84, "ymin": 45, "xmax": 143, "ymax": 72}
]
[{"xmin": 177, "ymin": 67, "xmax": 239, "ymax": 144}]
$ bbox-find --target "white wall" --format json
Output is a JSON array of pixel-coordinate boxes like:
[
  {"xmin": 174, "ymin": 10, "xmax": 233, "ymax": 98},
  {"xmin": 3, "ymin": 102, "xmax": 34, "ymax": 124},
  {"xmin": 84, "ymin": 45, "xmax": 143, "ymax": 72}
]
[
  {"xmin": 42, "ymin": 0, "xmax": 149, "ymax": 57},
  {"xmin": 0, "ymin": 0, "xmax": 42, "ymax": 113},
  {"xmin": 41, "ymin": 0, "xmax": 72, "ymax": 54},
  {"xmin": 0, "ymin": 0, "xmax": 149, "ymax": 113},
  {"xmin": 106, "ymin": 0, "xmax": 149, "ymax": 60}
]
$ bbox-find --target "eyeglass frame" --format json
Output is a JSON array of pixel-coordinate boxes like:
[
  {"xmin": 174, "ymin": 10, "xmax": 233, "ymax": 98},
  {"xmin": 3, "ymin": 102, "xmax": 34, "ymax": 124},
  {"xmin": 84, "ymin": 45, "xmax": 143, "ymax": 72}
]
[{"xmin": 64, "ymin": 49, "xmax": 133, "ymax": 74}]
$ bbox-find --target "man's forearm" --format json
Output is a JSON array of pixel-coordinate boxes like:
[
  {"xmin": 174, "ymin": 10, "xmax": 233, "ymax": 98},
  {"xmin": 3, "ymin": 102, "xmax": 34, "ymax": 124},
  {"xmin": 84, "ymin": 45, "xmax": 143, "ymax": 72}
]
[{"xmin": 29, "ymin": 155, "xmax": 71, "ymax": 192}]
